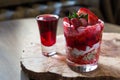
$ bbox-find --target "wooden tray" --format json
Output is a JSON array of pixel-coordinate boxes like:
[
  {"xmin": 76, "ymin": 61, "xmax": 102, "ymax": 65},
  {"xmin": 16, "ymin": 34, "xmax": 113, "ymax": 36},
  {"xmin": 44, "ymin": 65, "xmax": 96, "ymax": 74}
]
[{"xmin": 21, "ymin": 33, "xmax": 120, "ymax": 80}]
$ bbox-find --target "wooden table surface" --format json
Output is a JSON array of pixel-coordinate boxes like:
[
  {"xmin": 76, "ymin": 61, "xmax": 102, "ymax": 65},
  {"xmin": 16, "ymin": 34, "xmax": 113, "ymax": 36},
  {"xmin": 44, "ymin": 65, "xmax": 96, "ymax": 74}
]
[{"xmin": 0, "ymin": 18, "xmax": 120, "ymax": 80}]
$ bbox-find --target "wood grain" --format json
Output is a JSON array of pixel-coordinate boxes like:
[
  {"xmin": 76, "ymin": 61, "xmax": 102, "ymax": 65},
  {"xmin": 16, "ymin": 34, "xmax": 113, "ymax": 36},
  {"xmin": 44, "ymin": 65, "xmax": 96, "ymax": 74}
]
[{"xmin": 21, "ymin": 33, "xmax": 120, "ymax": 80}]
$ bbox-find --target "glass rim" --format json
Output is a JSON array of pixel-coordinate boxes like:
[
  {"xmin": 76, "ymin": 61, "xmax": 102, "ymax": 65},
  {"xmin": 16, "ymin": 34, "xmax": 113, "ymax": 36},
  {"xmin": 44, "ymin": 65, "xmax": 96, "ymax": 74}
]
[{"xmin": 36, "ymin": 14, "xmax": 59, "ymax": 20}]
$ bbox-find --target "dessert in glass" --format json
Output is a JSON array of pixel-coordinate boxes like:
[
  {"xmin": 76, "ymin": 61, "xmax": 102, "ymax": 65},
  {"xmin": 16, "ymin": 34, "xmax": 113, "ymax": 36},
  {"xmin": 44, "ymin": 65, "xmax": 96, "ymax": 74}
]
[
  {"xmin": 63, "ymin": 8, "xmax": 104, "ymax": 72},
  {"xmin": 36, "ymin": 14, "xmax": 59, "ymax": 57}
]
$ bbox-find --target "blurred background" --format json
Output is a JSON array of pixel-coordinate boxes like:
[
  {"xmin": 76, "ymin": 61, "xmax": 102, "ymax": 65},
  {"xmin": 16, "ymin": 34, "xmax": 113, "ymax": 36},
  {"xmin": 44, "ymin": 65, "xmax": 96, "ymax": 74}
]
[{"xmin": 0, "ymin": 0, "xmax": 120, "ymax": 25}]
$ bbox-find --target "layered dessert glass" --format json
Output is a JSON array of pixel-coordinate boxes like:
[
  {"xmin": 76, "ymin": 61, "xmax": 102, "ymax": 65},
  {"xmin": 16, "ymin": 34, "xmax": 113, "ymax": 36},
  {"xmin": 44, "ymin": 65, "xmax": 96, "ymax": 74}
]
[{"xmin": 63, "ymin": 8, "xmax": 104, "ymax": 72}]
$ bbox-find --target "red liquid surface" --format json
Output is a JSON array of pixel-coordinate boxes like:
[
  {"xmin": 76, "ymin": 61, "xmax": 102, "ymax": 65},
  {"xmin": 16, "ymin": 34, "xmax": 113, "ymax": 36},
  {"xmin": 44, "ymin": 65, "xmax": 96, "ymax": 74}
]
[
  {"xmin": 64, "ymin": 20, "xmax": 104, "ymax": 64},
  {"xmin": 37, "ymin": 15, "xmax": 58, "ymax": 46}
]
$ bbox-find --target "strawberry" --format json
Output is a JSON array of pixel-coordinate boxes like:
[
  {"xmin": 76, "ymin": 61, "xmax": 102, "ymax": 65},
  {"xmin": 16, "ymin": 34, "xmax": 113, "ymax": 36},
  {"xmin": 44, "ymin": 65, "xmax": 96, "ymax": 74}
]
[
  {"xmin": 63, "ymin": 17, "xmax": 70, "ymax": 27},
  {"xmin": 79, "ymin": 18, "xmax": 88, "ymax": 26},
  {"xmin": 63, "ymin": 17, "xmax": 75, "ymax": 34},
  {"xmin": 63, "ymin": 17, "xmax": 70, "ymax": 33},
  {"xmin": 70, "ymin": 18, "xmax": 81, "ymax": 29},
  {"xmin": 77, "ymin": 8, "xmax": 98, "ymax": 25}
]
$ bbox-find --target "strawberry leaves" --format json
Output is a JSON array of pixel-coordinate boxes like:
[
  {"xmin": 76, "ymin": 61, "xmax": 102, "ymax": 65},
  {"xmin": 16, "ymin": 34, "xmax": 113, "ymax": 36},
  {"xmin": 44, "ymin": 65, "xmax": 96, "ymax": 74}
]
[
  {"xmin": 68, "ymin": 12, "xmax": 88, "ymax": 21},
  {"xmin": 68, "ymin": 12, "xmax": 78, "ymax": 19},
  {"xmin": 79, "ymin": 14, "xmax": 88, "ymax": 21}
]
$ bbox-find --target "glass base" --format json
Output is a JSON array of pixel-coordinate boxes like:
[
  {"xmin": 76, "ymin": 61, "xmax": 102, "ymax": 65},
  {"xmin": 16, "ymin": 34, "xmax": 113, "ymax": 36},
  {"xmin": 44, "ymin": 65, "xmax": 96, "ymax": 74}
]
[
  {"xmin": 41, "ymin": 44, "xmax": 56, "ymax": 57},
  {"xmin": 67, "ymin": 59, "xmax": 98, "ymax": 73}
]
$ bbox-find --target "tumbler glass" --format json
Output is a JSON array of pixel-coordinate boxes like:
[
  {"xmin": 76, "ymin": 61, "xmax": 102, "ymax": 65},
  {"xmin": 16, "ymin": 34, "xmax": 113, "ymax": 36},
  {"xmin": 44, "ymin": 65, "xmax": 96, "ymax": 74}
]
[
  {"xmin": 36, "ymin": 14, "xmax": 59, "ymax": 57},
  {"xmin": 63, "ymin": 19, "xmax": 104, "ymax": 72}
]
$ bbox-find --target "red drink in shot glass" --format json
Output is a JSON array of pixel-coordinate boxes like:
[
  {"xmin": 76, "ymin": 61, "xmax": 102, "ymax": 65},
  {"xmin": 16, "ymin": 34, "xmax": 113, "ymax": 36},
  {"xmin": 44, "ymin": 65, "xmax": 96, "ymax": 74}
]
[
  {"xmin": 63, "ymin": 8, "xmax": 104, "ymax": 72},
  {"xmin": 36, "ymin": 14, "xmax": 59, "ymax": 56}
]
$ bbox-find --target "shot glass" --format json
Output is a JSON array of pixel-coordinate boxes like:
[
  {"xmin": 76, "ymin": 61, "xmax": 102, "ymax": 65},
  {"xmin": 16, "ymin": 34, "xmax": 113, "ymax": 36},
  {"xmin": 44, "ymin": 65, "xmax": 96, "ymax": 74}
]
[
  {"xmin": 63, "ymin": 19, "xmax": 104, "ymax": 72},
  {"xmin": 36, "ymin": 14, "xmax": 59, "ymax": 57}
]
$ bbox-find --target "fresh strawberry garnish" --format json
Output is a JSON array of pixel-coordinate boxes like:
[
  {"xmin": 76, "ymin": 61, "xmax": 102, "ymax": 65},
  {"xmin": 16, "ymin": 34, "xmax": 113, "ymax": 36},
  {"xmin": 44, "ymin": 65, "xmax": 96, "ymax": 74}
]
[
  {"xmin": 79, "ymin": 18, "xmax": 88, "ymax": 26},
  {"xmin": 63, "ymin": 17, "xmax": 69, "ymax": 22},
  {"xmin": 63, "ymin": 17, "xmax": 71, "ymax": 28},
  {"xmin": 88, "ymin": 15, "xmax": 98, "ymax": 25},
  {"xmin": 63, "ymin": 17, "xmax": 71, "ymax": 33},
  {"xmin": 77, "ymin": 8, "xmax": 98, "ymax": 25},
  {"xmin": 70, "ymin": 18, "xmax": 81, "ymax": 29},
  {"xmin": 63, "ymin": 8, "xmax": 99, "ymax": 30}
]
